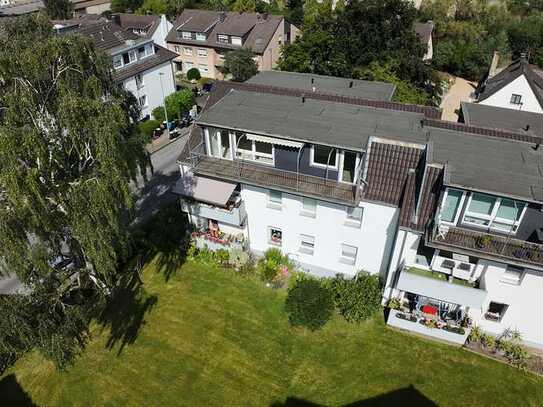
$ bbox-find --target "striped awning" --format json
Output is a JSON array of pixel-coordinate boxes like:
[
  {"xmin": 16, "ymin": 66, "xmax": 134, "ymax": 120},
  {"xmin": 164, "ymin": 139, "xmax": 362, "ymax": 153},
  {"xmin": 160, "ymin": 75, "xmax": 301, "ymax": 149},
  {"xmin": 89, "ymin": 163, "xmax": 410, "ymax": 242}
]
[{"xmin": 246, "ymin": 133, "xmax": 303, "ymax": 149}]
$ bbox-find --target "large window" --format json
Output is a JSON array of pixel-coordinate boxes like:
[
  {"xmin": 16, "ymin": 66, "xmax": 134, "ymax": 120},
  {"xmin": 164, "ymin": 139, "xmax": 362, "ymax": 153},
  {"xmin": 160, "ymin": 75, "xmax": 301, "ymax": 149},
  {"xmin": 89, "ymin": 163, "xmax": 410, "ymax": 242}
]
[
  {"xmin": 462, "ymin": 193, "xmax": 526, "ymax": 233},
  {"xmin": 310, "ymin": 145, "xmax": 338, "ymax": 169},
  {"xmin": 208, "ymin": 129, "xmax": 231, "ymax": 159},
  {"xmin": 440, "ymin": 188, "xmax": 464, "ymax": 224},
  {"xmin": 235, "ymin": 133, "xmax": 274, "ymax": 165},
  {"xmin": 301, "ymin": 197, "xmax": 317, "ymax": 217},
  {"xmin": 197, "ymin": 48, "xmax": 207, "ymax": 57},
  {"xmin": 345, "ymin": 206, "xmax": 363, "ymax": 227},
  {"xmin": 340, "ymin": 244, "xmax": 358, "ymax": 265},
  {"xmin": 113, "ymin": 54, "xmax": 123, "ymax": 69},
  {"xmin": 218, "ymin": 34, "xmax": 229, "ymax": 44}
]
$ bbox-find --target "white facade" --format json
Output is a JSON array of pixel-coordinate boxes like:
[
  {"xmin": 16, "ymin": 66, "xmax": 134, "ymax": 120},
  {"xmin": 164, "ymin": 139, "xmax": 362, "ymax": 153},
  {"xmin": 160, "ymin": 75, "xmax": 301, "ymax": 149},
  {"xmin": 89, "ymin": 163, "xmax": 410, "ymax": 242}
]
[
  {"xmin": 478, "ymin": 75, "xmax": 543, "ymax": 114},
  {"xmin": 241, "ymin": 184, "xmax": 399, "ymax": 277},
  {"xmin": 151, "ymin": 15, "xmax": 173, "ymax": 48},
  {"xmin": 123, "ymin": 61, "xmax": 175, "ymax": 119}
]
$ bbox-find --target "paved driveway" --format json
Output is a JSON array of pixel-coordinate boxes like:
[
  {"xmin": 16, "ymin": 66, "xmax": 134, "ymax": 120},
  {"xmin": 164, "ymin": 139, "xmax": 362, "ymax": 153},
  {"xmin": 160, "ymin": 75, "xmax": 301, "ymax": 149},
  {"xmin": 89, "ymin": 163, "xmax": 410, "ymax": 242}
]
[{"xmin": 440, "ymin": 76, "xmax": 477, "ymax": 122}]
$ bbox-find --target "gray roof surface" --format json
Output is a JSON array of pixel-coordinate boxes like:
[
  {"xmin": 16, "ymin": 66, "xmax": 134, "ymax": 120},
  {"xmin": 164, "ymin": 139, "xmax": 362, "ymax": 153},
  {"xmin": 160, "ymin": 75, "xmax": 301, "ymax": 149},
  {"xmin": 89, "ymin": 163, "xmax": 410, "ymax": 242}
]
[
  {"xmin": 112, "ymin": 44, "xmax": 177, "ymax": 82},
  {"xmin": 115, "ymin": 13, "xmax": 160, "ymax": 37},
  {"xmin": 460, "ymin": 102, "xmax": 543, "ymax": 137},
  {"xmin": 246, "ymin": 71, "xmax": 396, "ymax": 101},
  {"xmin": 0, "ymin": 0, "xmax": 42, "ymax": 16},
  {"xmin": 198, "ymin": 88, "xmax": 543, "ymax": 203},
  {"xmin": 71, "ymin": 21, "xmax": 142, "ymax": 51},
  {"xmin": 167, "ymin": 9, "xmax": 284, "ymax": 54},
  {"xmin": 198, "ymin": 89, "xmax": 426, "ymax": 150}
]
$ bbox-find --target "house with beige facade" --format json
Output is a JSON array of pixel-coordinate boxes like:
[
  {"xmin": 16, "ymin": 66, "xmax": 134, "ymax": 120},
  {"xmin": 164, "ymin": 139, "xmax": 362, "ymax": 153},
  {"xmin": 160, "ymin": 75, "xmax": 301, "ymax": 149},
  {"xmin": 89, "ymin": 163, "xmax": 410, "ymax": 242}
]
[{"xmin": 165, "ymin": 9, "xmax": 299, "ymax": 79}]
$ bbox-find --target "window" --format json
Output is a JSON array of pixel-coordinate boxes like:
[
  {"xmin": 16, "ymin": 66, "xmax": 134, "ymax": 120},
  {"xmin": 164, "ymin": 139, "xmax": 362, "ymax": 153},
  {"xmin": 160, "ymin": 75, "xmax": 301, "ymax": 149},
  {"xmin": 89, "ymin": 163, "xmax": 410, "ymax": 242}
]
[
  {"xmin": 135, "ymin": 74, "xmax": 144, "ymax": 89},
  {"xmin": 137, "ymin": 46, "xmax": 146, "ymax": 59},
  {"xmin": 145, "ymin": 43, "xmax": 154, "ymax": 56},
  {"xmin": 138, "ymin": 95, "xmax": 147, "ymax": 107},
  {"xmin": 485, "ymin": 301, "xmax": 508, "ymax": 322},
  {"xmin": 208, "ymin": 129, "xmax": 231, "ymax": 159},
  {"xmin": 122, "ymin": 50, "xmax": 137, "ymax": 65},
  {"xmin": 345, "ymin": 206, "xmax": 363, "ymax": 227},
  {"xmin": 341, "ymin": 151, "xmax": 358, "ymax": 183},
  {"xmin": 197, "ymin": 48, "xmax": 207, "ymax": 57},
  {"xmin": 231, "ymin": 36, "xmax": 242, "ymax": 46},
  {"xmin": 269, "ymin": 227, "xmax": 282, "ymax": 246},
  {"xmin": 462, "ymin": 193, "xmax": 526, "ymax": 233},
  {"xmin": 112, "ymin": 54, "xmax": 123, "ymax": 69},
  {"xmin": 299, "ymin": 234, "xmax": 315, "ymax": 255},
  {"xmin": 195, "ymin": 33, "xmax": 206, "ymax": 41},
  {"xmin": 268, "ymin": 190, "xmax": 282, "ymax": 209},
  {"xmin": 235, "ymin": 133, "xmax": 274, "ymax": 165},
  {"xmin": 183, "ymin": 47, "xmax": 193, "ymax": 56},
  {"xmin": 301, "ymin": 197, "xmax": 317, "ymax": 217},
  {"xmin": 510, "ymin": 94, "xmax": 522, "ymax": 105},
  {"xmin": 501, "ymin": 265, "xmax": 524, "ymax": 285},
  {"xmin": 310, "ymin": 145, "xmax": 338, "ymax": 169},
  {"xmin": 174, "ymin": 45, "xmax": 180, "ymax": 53},
  {"xmin": 218, "ymin": 34, "xmax": 229, "ymax": 44},
  {"xmin": 340, "ymin": 244, "xmax": 358, "ymax": 265},
  {"xmin": 440, "ymin": 188, "xmax": 464, "ymax": 224},
  {"xmin": 182, "ymin": 31, "xmax": 192, "ymax": 39},
  {"xmin": 198, "ymin": 64, "xmax": 209, "ymax": 74}
]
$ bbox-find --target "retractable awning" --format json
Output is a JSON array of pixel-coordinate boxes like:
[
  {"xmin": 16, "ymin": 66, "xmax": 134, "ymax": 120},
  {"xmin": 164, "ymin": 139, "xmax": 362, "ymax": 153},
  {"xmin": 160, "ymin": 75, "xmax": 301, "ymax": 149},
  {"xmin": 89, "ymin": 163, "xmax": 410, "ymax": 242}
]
[
  {"xmin": 246, "ymin": 133, "xmax": 304, "ymax": 149},
  {"xmin": 172, "ymin": 175, "xmax": 237, "ymax": 207},
  {"xmin": 397, "ymin": 271, "xmax": 487, "ymax": 309}
]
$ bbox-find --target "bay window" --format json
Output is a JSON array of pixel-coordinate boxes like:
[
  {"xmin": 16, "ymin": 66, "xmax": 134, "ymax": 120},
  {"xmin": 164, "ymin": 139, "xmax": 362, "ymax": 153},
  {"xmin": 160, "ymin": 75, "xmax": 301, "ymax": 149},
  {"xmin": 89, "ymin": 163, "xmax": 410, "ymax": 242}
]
[{"xmin": 462, "ymin": 193, "xmax": 526, "ymax": 233}]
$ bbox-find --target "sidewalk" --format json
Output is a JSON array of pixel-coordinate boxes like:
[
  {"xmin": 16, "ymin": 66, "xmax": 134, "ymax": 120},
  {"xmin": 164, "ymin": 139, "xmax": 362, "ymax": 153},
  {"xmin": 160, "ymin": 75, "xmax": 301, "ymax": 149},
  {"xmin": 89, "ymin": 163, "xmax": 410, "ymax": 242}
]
[{"xmin": 146, "ymin": 127, "xmax": 190, "ymax": 155}]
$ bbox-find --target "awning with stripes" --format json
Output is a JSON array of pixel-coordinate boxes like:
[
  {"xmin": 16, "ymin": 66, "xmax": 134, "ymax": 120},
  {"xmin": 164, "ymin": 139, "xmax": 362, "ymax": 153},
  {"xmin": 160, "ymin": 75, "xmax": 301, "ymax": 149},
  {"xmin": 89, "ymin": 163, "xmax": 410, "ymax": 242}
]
[{"xmin": 246, "ymin": 133, "xmax": 304, "ymax": 149}]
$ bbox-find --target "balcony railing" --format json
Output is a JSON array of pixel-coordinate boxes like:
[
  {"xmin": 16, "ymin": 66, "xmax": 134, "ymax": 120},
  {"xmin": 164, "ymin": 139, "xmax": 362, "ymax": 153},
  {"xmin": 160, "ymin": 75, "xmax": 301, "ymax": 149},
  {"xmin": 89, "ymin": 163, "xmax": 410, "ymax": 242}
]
[
  {"xmin": 428, "ymin": 224, "xmax": 543, "ymax": 269},
  {"xmin": 181, "ymin": 199, "xmax": 246, "ymax": 227}
]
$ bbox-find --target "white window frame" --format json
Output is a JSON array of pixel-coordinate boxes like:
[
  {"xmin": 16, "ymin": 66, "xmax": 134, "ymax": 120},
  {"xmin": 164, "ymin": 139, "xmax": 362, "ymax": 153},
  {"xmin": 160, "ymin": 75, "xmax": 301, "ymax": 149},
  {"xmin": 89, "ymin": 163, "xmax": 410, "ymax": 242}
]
[
  {"xmin": 183, "ymin": 47, "xmax": 193, "ymax": 56},
  {"xmin": 217, "ymin": 34, "xmax": 229, "ymax": 44},
  {"xmin": 510, "ymin": 94, "xmax": 522, "ymax": 105},
  {"xmin": 267, "ymin": 190, "xmax": 282, "ymax": 210},
  {"xmin": 195, "ymin": 33, "xmax": 206, "ymax": 41},
  {"xmin": 138, "ymin": 95, "xmax": 147, "ymax": 108},
  {"xmin": 345, "ymin": 206, "xmax": 363, "ymax": 228},
  {"xmin": 182, "ymin": 31, "xmax": 192, "ymax": 39},
  {"xmin": 268, "ymin": 227, "xmax": 282, "ymax": 246},
  {"xmin": 197, "ymin": 48, "xmax": 208, "ymax": 57},
  {"xmin": 113, "ymin": 54, "xmax": 123, "ymax": 69},
  {"xmin": 299, "ymin": 234, "xmax": 315, "ymax": 255},
  {"xmin": 310, "ymin": 145, "xmax": 339, "ymax": 170},
  {"xmin": 340, "ymin": 243, "xmax": 358, "ymax": 265},
  {"xmin": 300, "ymin": 197, "xmax": 317, "ymax": 218},
  {"xmin": 231, "ymin": 36, "xmax": 242, "ymax": 46},
  {"xmin": 235, "ymin": 135, "xmax": 275, "ymax": 166},
  {"xmin": 461, "ymin": 193, "xmax": 527, "ymax": 234},
  {"xmin": 206, "ymin": 128, "xmax": 232, "ymax": 160},
  {"xmin": 439, "ymin": 188, "xmax": 466, "ymax": 226},
  {"xmin": 338, "ymin": 150, "xmax": 360, "ymax": 184},
  {"xmin": 500, "ymin": 265, "xmax": 524, "ymax": 286}
]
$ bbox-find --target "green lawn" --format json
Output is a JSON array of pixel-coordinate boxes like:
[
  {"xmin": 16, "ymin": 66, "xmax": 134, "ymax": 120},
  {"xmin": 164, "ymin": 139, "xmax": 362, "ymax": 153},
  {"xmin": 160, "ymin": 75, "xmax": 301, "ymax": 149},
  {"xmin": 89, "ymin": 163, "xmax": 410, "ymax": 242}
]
[{"xmin": 2, "ymin": 260, "xmax": 543, "ymax": 406}]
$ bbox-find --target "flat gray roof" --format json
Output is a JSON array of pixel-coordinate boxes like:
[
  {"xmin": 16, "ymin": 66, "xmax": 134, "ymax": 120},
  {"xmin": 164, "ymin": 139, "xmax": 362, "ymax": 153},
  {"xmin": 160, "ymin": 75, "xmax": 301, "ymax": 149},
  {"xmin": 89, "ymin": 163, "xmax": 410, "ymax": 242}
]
[
  {"xmin": 246, "ymin": 71, "xmax": 396, "ymax": 101},
  {"xmin": 197, "ymin": 89, "xmax": 543, "ymax": 203},
  {"xmin": 197, "ymin": 89, "xmax": 424, "ymax": 150}
]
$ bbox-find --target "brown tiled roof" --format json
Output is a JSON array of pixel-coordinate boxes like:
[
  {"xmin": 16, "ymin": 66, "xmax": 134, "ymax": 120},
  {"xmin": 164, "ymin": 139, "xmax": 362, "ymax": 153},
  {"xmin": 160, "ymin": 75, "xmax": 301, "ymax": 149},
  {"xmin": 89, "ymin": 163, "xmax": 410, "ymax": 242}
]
[
  {"xmin": 362, "ymin": 141, "xmax": 425, "ymax": 206},
  {"xmin": 112, "ymin": 45, "xmax": 177, "ymax": 82},
  {"xmin": 115, "ymin": 14, "xmax": 159, "ymax": 34},
  {"xmin": 205, "ymin": 80, "xmax": 441, "ymax": 119}
]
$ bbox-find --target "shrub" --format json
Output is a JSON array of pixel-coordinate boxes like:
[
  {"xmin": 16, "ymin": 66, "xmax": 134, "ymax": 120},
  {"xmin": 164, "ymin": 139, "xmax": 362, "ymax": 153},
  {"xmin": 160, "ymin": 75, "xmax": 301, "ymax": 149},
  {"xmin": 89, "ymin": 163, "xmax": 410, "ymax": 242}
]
[
  {"xmin": 504, "ymin": 343, "xmax": 529, "ymax": 368},
  {"xmin": 468, "ymin": 324, "xmax": 483, "ymax": 343},
  {"xmin": 481, "ymin": 333, "xmax": 496, "ymax": 351},
  {"xmin": 443, "ymin": 325, "xmax": 466, "ymax": 335},
  {"xmin": 257, "ymin": 248, "xmax": 294, "ymax": 284},
  {"xmin": 138, "ymin": 119, "xmax": 160, "ymax": 141},
  {"xmin": 186, "ymin": 67, "xmax": 201, "ymax": 81},
  {"xmin": 285, "ymin": 277, "xmax": 334, "ymax": 330},
  {"xmin": 330, "ymin": 272, "xmax": 382, "ymax": 322},
  {"xmin": 152, "ymin": 106, "xmax": 166, "ymax": 123},
  {"xmin": 387, "ymin": 297, "xmax": 401, "ymax": 310}
]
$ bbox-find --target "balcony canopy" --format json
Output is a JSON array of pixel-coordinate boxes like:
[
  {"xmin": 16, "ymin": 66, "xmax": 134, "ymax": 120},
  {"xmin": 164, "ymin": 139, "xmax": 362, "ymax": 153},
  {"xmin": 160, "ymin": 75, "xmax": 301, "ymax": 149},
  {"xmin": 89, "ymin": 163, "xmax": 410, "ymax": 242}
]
[
  {"xmin": 172, "ymin": 175, "xmax": 236, "ymax": 207},
  {"xmin": 246, "ymin": 133, "xmax": 304, "ymax": 149},
  {"xmin": 397, "ymin": 270, "xmax": 487, "ymax": 309}
]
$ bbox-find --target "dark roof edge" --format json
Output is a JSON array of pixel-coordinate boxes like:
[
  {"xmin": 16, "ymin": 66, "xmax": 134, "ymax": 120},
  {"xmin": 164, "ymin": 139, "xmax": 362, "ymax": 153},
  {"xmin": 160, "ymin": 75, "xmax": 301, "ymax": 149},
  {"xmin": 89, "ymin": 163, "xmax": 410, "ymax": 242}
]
[{"xmin": 445, "ymin": 181, "xmax": 543, "ymax": 205}]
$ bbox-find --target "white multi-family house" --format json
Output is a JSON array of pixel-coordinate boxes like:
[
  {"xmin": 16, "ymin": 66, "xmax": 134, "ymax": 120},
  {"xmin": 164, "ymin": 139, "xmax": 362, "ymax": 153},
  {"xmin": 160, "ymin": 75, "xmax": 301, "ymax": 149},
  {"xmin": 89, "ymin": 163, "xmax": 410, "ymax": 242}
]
[
  {"xmin": 175, "ymin": 71, "xmax": 543, "ymax": 349},
  {"xmin": 476, "ymin": 54, "xmax": 543, "ymax": 114},
  {"xmin": 56, "ymin": 19, "xmax": 177, "ymax": 119},
  {"xmin": 113, "ymin": 13, "xmax": 172, "ymax": 48}
]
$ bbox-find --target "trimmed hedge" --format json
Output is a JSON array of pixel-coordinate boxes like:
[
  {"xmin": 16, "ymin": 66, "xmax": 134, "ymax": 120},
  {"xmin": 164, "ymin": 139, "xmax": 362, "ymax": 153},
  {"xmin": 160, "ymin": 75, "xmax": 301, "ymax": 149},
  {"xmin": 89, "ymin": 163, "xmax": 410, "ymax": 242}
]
[
  {"xmin": 186, "ymin": 67, "xmax": 201, "ymax": 81},
  {"xmin": 330, "ymin": 272, "xmax": 382, "ymax": 322},
  {"xmin": 285, "ymin": 277, "xmax": 334, "ymax": 330}
]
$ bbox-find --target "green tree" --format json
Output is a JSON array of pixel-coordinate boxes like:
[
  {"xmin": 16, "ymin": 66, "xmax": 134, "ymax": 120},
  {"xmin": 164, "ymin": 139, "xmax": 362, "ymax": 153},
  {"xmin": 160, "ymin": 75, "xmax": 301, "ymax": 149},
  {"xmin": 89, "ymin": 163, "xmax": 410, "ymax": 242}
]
[
  {"xmin": 232, "ymin": 0, "xmax": 256, "ymax": 12},
  {"xmin": 0, "ymin": 15, "xmax": 149, "ymax": 368},
  {"xmin": 43, "ymin": 0, "xmax": 73, "ymax": 19},
  {"xmin": 186, "ymin": 67, "xmax": 201, "ymax": 81},
  {"xmin": 222, "ymin": 49, "xmax": 258, "ymax": 82},
  {"xmin": 111, "ymin": 0, "xmax": 144, "ymax": 12},
  {"xmin": 152, "ymin": 89, "xmax": 195, "ymax": 121},
  {"xmin": 136, "ymin": 0, "xmax": 169, "ymax": 15}
]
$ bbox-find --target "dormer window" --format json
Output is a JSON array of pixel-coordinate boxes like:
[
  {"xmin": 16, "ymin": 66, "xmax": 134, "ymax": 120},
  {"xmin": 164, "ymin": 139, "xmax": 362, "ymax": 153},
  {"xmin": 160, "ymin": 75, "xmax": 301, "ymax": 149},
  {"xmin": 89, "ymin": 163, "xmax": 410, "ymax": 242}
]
[
  {"xmin": 137, "ymin": 43, "xmax": 154, "ymax": 59},
  {"xmin": 182, "ymin": 31, "xmax": 191, "ymax": 39},
  {"xmin": 195, "ymin": 33, "xmax": 206, "ymax": 41},
  {"xmin": 218, "ymin": 34, "xmax": 228, "ymax": 44},
  {"xmin": 231, "ymin": 36, "xmax": 242, "ymax": 46}
]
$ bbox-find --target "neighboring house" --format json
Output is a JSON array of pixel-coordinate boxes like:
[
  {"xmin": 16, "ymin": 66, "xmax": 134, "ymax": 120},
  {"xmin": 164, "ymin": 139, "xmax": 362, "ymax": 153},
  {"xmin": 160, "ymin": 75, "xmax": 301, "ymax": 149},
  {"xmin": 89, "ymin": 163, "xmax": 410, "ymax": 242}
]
[
  {"xmin": 175, "ymin": 71, "xmax": 543, "ymax": 349},
  {"xmin": 476, "ymin": 54, "xmax": 543, "ymax": 114},
  {"xmin": 56, "ymin": 19, "xmax": 177, "ymax": 119},
  {"xmin": 459, "ymin": 102, "xmax": 543, "ymax": 136},
  {"xmin": 414, "ymin": 21, "xmax": 433, "ymax": 62},
  {"xmin": 113, "ymin": 13, "xmax": 172, "ymax": 48},
  {"xmin": 165, "ymin": 9, "xmax": 300, "ymax": 79},
  {"xmin": 0, "ymin": 0, "xmax": 42, "ymax": 17},
  {"xmin": 70, "ymin": 0, "xmax": 111, "ymax": 14}
]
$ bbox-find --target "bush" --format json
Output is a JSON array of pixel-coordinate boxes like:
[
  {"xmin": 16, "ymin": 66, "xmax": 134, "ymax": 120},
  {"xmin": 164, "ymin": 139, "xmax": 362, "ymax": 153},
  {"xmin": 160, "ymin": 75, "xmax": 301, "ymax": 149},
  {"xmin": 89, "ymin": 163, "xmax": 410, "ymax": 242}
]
[
  {"xmin": 330, "ymin": 272, "xmax": 382, "ymax": 322},
  {"xmin": 387, "ymin": 297, "xmax": 401, "ymax": 310},
  {"xmin": 481, "ymin": 333, "xmax": 496, "ymax": 351},
  {"xmin": 285, "ymin": 277, "xmax": 334, "ymax": 330},
  {"xmin": 152, "ymin": 106, "xmax": 165, "ymax": 123},
  {"xmin": 152, "ymin": 90, "xmax": 196, "ymax": 122},
  {"xmin": 186, "ymin": 67, "xmax": 201, "ymax": 81},
  {"xmin": 257, "ymin": 248, "xmax": 293, "ymax": 284},
  {"xmin": 468, "ymin": 324, "xmax": 483, "ymax": 343},
  {"xmin": 138, "ymin": 119, "xmax": 160, "ymax": 141}
]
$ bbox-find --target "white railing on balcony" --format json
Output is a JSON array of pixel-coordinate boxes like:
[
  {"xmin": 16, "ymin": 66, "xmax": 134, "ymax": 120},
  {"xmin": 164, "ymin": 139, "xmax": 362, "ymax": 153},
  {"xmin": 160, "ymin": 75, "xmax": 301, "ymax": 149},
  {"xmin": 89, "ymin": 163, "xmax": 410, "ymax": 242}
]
[{"xmin": 181, "ymin": 199, "xmax": 246, "ymax": 227}]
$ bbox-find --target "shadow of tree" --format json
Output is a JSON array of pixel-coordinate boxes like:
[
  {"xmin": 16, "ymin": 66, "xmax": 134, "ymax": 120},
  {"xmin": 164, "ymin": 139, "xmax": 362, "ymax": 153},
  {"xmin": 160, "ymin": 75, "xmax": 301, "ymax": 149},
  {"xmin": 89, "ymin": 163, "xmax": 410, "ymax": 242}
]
[
  {"xmin": 272, "ymin": 386, "xmax": 436, "ymax": 407},
  {"xmin": 134, "ymin": 172, "xmax": 181, "ymax": 224},
  {"xmin": 0, "ymin": 374, "xmax": 36, "ymax": 406},
  {"xmin": 97, "ymin": 274, "xmax": 158, "ymax": 356}
]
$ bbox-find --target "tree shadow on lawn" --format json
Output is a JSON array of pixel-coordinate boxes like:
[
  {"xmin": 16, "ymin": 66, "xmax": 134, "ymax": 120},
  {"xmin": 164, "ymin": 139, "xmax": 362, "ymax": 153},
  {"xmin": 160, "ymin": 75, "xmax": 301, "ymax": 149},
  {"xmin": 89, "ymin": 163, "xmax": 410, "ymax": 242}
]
[
  {"xmin": 272, "ymin": 385, "xmax": 436, "ymax": 407},
  {"xmin": 97, "ymin": 274, "xmax": 158, "ymax": 356},
  {"xmin": 0, "ymin": 374, "xmax": 36, "ymax": 407}
]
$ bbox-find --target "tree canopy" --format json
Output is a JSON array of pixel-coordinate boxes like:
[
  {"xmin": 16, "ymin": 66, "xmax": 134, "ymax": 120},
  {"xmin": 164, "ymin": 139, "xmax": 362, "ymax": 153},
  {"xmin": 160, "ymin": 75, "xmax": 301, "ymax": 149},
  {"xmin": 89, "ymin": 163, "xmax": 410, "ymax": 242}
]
[
  {"xmin": 222, "ymin": 49, "xmax": 259, "ymax": 82},
  {"xmin": 43, "ymin": 0, "xmax": 73, "ymax": 20},
  {"xmin": 152, "ymin": 89, "xmax": 196, "ymax": 122},
  {"xmin": 0, "ymin": 14, "xmax": 149, "ymax": 368}
]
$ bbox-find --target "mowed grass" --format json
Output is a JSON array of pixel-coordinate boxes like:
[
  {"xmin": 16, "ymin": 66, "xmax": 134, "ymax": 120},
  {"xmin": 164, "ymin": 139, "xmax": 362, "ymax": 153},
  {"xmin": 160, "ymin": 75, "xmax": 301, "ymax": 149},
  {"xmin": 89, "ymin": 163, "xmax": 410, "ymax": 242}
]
[{"xmin": 2, "ymin": 260, "xmax": 543, "ymax": 407}]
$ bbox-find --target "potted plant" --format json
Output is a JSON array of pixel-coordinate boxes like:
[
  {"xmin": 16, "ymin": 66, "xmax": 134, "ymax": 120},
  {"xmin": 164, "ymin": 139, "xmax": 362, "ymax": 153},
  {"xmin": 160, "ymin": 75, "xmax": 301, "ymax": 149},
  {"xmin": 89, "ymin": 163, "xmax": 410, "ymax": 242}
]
[
  {"xmin": 387, "ymin": 297, "xmax": 401, "ymax": 310},
  {"xmin": 476, "ymin": 234, "xmax": 493, "ymax": 249}
]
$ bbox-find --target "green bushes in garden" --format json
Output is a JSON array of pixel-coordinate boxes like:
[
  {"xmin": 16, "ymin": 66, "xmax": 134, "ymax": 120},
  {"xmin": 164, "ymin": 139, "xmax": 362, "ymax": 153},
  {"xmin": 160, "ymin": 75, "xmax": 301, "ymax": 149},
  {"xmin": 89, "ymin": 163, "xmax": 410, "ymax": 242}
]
[
  {"xmin": 329, "ymin": 272, "xmax": 382, "ymax": 322},
  {"xmin": 285, "ymin": 276, "xmax": 334, "ymax": 331}
]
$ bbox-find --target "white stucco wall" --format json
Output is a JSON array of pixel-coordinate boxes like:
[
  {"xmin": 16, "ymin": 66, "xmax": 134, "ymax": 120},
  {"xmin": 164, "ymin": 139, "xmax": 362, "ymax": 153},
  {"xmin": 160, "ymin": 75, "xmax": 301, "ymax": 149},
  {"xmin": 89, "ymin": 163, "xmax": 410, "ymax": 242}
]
[
  {"xmin": 123, "ymin": 61, "xmax": 175, "ymax": 119},
  {"xmin": 383, "ymin": 229, "xmax": 420, "ymax": 299},
  {"xmin": 151, "ymin": 15, "xmax": 173, "ymax": 48},
  {"xmin": 479, "ymin": 75, "xmax": 543, "ymax": 113},
  {"xmin": 241, "ymin": 184, "xmax": 399, "ymax": 277},
  {"xmin": 474, "ymin": 260, "xmax": 543, "ymax": 348}
]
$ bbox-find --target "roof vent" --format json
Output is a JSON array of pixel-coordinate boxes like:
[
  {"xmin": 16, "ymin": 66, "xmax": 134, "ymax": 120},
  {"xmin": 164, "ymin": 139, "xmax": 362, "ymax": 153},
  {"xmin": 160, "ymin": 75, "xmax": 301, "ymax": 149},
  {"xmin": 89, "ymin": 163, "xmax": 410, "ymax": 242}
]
[
  {"xmin": 349, "ymin": 80, "xmax": 353, "ymax": 88},
  {"xmin": 301, "ymin": 94, "xmax": 305, "ymax": 103},
  {"xmin": 219, "ymin": 11, "xmax": 226, "ymax": 23},
  {"xmin": 525, "ymin": 124, "xmax": 530, "ymax": 131}
]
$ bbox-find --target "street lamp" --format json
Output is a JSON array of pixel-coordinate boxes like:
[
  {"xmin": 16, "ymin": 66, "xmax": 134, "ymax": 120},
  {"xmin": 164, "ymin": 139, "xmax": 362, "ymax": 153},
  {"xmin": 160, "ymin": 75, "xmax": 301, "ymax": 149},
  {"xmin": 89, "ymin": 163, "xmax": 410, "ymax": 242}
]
[{"xmin": 158, "ymin": 72, "xmax": 168, "ymax": 128}]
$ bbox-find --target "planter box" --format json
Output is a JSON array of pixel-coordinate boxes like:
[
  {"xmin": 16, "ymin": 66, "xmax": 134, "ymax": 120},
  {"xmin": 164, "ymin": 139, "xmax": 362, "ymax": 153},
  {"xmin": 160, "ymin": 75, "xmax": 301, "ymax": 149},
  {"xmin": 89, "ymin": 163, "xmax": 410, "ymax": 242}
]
[{"xmin": 387, "ymin": 309, "xmax": 470, "ymax": 346}]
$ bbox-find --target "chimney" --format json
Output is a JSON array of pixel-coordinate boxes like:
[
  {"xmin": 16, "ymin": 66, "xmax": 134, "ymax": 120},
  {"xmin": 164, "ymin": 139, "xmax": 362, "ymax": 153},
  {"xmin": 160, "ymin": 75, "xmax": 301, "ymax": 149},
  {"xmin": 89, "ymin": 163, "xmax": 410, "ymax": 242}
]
[
  {"xmin": 524, "ymin": 124, "xmax": 530, "ymax": 131},
  {"xmin": 349, "ymin": 80, "xmax": 353, "ymax": 88},
  {"xmin": 488, "ymin": 51, "xmax": 500, "ymax": 79},
  {"xmin": 219, "ymin": 12, "xmax": 226, "ymax": 23}
]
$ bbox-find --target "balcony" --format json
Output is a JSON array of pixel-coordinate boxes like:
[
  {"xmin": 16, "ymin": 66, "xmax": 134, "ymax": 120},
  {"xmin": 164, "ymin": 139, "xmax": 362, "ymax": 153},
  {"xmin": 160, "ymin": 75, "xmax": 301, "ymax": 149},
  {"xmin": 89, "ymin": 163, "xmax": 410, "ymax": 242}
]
[
  {"xmin": 428, "ymin": 224, "xmax": 543, "ymax": 270},
  {"xmin": 187, "ymin": 153, "xmax": 358, "ymax": 205},
  {"xmin": 181, "ymin": 199, "xmax": 246, "ymax": 227}
]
